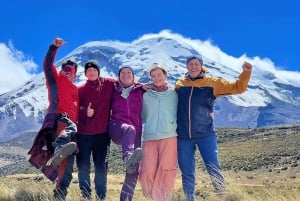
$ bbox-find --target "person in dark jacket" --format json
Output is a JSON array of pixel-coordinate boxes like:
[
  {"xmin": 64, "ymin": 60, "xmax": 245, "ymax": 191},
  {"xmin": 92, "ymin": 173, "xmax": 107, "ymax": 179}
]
[
  {"xmin": 76, "ymin": 60, "xmax": 115, "ymax": 200},
  {"xmin": 175, "ymin": 55, "xmax": 253, "ymax": 201},
  {"xmin": 108, "ymin": 66, "xmax": 145, "ymax": 201},
  {"xmin": 28, "ymin": 37, "xmax": 79, "ymax": 200}
]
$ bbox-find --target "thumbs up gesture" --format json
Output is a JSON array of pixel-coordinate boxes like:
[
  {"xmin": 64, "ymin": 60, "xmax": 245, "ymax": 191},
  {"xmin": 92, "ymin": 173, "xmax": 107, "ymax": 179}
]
[{"xmin": 87, "ymin": 102, "xmax": 94, "ymax": 117}]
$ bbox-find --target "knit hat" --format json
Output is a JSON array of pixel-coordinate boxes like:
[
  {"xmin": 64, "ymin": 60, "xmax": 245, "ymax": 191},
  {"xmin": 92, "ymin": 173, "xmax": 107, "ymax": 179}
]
[
  {"xmin": 61, "ymin": 60, "xmax": 78, "ymax": 72},
  {"xmin": 118, "ymin": 65, "xmax": 134, "ymax": 77},
  {"xmin": 186, "ymin": 55, "xmax": 203, "ymax": 66},
  {"xmin": 84, "ymin": 60, "xmax": 100, "ymax": 75}
]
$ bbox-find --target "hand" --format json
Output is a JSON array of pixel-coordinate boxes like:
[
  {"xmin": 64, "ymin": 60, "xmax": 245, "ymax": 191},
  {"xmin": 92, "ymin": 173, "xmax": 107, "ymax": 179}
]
[
  {"xmin": 242, "ymin": 61, "xmax": 253, "ymax": 72},
  {"xmin": 58, "ymin": 112, "xmax": 70, "ymax": 124},
  {"xmin": 58, "ymin": 112, "xmax": 69, "ymax": 119},
  {"xmin": 141, "ymin": 83, "xmax": 152, "ymax": 91},
  {"xmin": 87, "ymin": 102, "xmax": 94, "ymax": 117},
  {"xmin": 53, "ymin": 37, "xmax": 67, "ymax": 47}
]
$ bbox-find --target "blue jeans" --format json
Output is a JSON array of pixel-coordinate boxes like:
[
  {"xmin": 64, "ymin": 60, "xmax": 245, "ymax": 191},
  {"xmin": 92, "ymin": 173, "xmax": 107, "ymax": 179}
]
[
  {"xmin": 177, "ymin": 135, "xmax": 224, "ymax": 201},
  {"xmin": 76, "ymin": 133, "xmax": 110, "ymax": 200}
]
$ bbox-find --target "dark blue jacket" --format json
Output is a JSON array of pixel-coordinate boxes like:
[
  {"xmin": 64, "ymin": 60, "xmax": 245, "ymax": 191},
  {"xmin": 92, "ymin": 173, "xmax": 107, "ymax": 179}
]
[{"xmin": 175, "ymin": 70, "xmax": 251, "ymax": 139}]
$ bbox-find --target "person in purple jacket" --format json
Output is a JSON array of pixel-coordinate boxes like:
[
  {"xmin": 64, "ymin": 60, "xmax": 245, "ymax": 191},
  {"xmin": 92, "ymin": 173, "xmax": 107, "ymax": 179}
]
[
  {"xmin": 108, "ymin": 65, "xmax": 145, "ymax": 201},
  {"xmin": 76, "ymin": 60, "xmax": 115, "ymax": 200}
]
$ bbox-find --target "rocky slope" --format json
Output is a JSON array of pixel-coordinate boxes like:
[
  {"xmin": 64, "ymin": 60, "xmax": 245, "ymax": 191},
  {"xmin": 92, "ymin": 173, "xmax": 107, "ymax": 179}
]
[{"xmin": 0, "ymin": 124, "xmax": 299, "ymax": 176}]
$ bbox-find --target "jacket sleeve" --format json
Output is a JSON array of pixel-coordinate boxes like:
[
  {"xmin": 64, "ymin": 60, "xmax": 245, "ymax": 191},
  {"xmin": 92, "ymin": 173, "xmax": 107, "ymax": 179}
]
[
  {"xmin": 174, "ymin": 79, "xmax": 183, "ymax": 89},
  {"xmin": 212, "ymin": 71, "xmax": 251, "ymax": 97},
  {"xmin": 43, "ymin": 44, "xmax": 59, "ymax": 86},
  {"xmin": 43, "ymin": 44, "xmax": 60, "ymax": 114}
]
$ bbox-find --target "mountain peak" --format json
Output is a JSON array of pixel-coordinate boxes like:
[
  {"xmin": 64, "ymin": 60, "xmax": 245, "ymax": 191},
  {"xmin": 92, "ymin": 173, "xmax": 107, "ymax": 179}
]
[{"xmin": 0, "ymin": 31, "xmax": 300, "ymax": 142}]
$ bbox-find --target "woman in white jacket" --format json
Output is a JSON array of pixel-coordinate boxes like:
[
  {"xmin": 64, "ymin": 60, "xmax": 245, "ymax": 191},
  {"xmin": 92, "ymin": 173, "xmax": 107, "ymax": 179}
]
[{"xmin": 139, "ymin": 63, "xmax": 178, "ymax": 201}]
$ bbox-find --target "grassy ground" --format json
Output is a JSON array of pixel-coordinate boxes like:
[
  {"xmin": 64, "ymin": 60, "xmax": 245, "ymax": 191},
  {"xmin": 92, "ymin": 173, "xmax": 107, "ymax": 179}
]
[
  {"xmin": 0, "ymin": 167, "xmax": 299, "ymax": 201},
  {"xmin": 0, "ymin": 125, "xmax": 299, "ymax": 200}
]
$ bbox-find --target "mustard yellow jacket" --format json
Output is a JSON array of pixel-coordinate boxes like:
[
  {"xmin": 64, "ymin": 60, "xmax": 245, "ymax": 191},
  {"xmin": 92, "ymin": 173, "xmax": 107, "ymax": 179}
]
[{"xmin": 175, "ymin": 70, "xmax": 251, "ymax": 139}]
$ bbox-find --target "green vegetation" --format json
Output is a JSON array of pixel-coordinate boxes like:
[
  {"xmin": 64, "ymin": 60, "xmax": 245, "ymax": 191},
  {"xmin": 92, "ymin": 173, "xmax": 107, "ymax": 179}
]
[{"xmin": 0, "ymin": 125, "xmax": 299, "ymax": 200}]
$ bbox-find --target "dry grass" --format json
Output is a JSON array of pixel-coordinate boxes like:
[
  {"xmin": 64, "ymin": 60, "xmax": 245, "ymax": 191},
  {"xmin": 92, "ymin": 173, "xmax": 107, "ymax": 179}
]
[
  {"xmin": 1, "ymin": 125, "xmax": 299, "ymax": 200},
  {"xmin": 0, "ymin": 168, "xmax": 299, "ymax": 201}
]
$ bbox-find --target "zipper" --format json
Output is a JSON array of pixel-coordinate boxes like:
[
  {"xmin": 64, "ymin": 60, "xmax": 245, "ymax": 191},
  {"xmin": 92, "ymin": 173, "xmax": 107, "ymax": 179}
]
[{"xmin": 188, "ymin": 87, "xmax": 193, "ymax": 138}]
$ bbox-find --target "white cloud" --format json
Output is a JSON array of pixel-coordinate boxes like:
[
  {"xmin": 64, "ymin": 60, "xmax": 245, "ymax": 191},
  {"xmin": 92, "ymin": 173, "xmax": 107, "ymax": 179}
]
[
  {"xmin": 0, "ymin": 41, "xmax": 38, "ymax": 94},
  {"xmin": 145, "ymin": 30, "xmax": 300, "ymax": 86}
]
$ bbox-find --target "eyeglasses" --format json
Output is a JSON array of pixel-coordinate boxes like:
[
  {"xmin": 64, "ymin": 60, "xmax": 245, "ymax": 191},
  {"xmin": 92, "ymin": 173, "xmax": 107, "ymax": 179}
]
[{"xmin": 62, "ymin": 65, "xmax": 76, "ymax": 74}]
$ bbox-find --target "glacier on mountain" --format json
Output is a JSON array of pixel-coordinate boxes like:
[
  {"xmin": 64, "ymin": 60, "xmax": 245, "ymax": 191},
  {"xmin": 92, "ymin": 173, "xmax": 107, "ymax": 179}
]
[{"xmin": 0, "ymin": 30, "xmax": 299, "ymax": 142}]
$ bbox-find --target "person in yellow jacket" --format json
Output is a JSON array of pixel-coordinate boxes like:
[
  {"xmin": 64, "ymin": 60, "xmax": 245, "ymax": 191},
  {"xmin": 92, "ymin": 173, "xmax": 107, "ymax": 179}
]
[{"xmin": 175, "ymin": 55, "xmax": 253, "ymax": 201}]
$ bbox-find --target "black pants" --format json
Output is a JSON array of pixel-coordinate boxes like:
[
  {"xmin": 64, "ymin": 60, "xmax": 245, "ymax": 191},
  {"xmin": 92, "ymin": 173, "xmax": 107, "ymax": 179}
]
[{"xmin": 76, "ymin": 133, "xmax": 111, "ymax": 199}]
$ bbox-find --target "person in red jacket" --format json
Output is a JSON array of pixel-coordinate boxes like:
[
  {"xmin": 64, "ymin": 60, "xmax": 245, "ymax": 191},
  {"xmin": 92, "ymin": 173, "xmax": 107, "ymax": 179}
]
[
  {"xmin": 76, "ymin": 60, "xmax": 115, "ymax": 200},
  {"xmin": 28, "ymin": 37, "xmax": 79, "ymax": 200}
]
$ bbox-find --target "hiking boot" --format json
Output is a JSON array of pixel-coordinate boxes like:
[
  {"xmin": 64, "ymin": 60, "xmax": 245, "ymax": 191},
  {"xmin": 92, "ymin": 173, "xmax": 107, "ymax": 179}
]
[
  {"xmin": 46, "ymin": 142, "xmax": 76, "ymax": 166},
  {"xmin": 125, "ymin": 148, "xmax": 142, "ymax": 174}
]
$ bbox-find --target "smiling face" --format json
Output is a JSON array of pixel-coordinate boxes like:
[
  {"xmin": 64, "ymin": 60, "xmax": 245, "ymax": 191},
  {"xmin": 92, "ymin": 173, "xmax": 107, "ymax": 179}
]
[
  {"xmin": 60, "ymin": 65, "xmax": 77, "ymax": 82},
  {"xmin": 150, "ymin": 68, "xmax": 167, "ymax": 87},
  {"xmin": 119, "ymin": 67, "xmax": 134, "ymax": 85},
  {"xmin": 85, "ymin": 67, "xmax": 99, "ymax": 81},
  {"xmin": 187, "ymin": 58, "xmax": 202, "ymax": 78}
]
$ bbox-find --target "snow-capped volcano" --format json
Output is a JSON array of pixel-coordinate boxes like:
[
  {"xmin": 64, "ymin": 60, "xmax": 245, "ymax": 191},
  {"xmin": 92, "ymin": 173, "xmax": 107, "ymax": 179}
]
[{"xmin": 0, "ymin": 30, "xmax": 299, "ymax": 142}]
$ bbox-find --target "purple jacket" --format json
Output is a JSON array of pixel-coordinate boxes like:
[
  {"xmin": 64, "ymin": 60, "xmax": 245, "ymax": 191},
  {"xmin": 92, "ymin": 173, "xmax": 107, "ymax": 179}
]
[{"xmin": 110, "ymin": 82, "xmax": 144, "ymax": 134}]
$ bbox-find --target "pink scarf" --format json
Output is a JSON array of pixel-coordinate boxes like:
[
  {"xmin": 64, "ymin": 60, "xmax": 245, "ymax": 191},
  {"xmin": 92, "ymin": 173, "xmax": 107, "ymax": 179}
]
[{"xmin": 151, "ymin": 83, "xmax": 169, "ymax": 92}]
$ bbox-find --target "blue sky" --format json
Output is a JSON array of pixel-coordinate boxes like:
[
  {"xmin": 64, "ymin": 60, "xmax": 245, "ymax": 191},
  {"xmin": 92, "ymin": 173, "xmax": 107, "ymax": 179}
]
[{"xmin": 0, "ymin": 0, "xmax": 299, "ymax": 93}]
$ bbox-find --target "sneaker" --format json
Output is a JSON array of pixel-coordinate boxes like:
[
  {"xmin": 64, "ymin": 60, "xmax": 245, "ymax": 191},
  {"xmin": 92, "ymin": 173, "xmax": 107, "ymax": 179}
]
[
  {"xmin": 125, "ymin": 148, "xmax": 142, "ymax": 174},
  {"xmin": 46, "ymin": 142, "xmax": 76, "ymax": 166}
]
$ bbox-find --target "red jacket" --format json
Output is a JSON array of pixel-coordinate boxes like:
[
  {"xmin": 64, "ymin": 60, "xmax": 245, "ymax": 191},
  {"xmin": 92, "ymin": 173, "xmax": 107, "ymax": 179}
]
[
  {"xmin": 28, "ymin": 44, "xmax": 78, "ymax": 182},
  {"xmin": 43, "ymin": 45, "xmax": 78, "ymax": 125},
  {"xmin": 77, "ymin": 78, "xmax": 115, "ymax": 134}
]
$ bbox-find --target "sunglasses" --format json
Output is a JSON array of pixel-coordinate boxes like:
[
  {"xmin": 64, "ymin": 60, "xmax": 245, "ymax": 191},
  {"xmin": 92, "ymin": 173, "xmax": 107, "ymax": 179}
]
[{"xmin": 62, "ymin": 65, "xmax": 76, "ymax": 74}]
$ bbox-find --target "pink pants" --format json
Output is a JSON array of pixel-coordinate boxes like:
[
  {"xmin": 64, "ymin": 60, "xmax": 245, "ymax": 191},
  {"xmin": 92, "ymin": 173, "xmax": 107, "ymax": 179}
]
[{"xmin": 139, "ymin": 136, "xmax": 177, "ymax": 201}]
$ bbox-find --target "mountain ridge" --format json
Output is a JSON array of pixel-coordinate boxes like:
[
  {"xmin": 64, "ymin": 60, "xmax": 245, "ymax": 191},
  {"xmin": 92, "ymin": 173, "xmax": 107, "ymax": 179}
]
[{"xmin": 0, "ymin": 30, "xmax": 300, "ymax": 142}]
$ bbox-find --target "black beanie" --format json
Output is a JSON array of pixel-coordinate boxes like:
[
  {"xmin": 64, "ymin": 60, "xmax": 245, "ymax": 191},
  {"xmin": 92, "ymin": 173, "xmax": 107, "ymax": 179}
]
[{"xmin": 84, "ymin": 60, "xmax": 100, "ymax": 75}]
